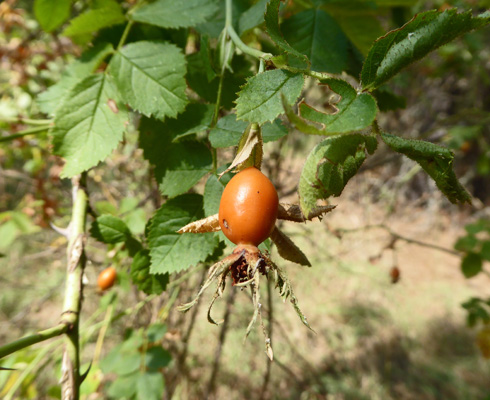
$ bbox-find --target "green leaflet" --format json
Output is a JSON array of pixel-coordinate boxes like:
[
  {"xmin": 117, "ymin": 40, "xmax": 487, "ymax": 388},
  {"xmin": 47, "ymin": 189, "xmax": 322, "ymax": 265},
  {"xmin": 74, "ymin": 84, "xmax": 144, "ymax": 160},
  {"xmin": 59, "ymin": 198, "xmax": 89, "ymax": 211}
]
[
  {"xmin": 132, "ymin": 0, "xmax": 219, "ymax": 29},
  {"xmin": 283, "ymin": 79, "xmax": 377, "ymax": 135},
  {"xmin": 109, "ymin": 41, "xmax": 188, "ymax": 120},
  {"xmin": 34, "ymin": 0, "xmax": 71, "ymax": 32},
  {"xmin": 130, "ymin": 250, "xmax": 169, "ymax": 295},
  {"xmin": 235, "ymin": 69, "xmax": 304, "ymax": 125},
  {"xmin": 380, "ymin": 132, "xmax": 471, "ymax": 204},
  {"xmin": 361, "ymin": 9, "xmax": 490, "ymax": 90},
  {"xmin": 90, "ymin": 215, "xmax": 131, "ymax": 244},
  {"xmin": 299, "ymin": 134, "xmax": 378, "ymax": 216},
  {"xmin": 51, "ymin": 73, "xmax": 128, "ymax": 178},
  {"xmin": 148, "ymin": 194, "xmax": 219, "ymax": 274}
]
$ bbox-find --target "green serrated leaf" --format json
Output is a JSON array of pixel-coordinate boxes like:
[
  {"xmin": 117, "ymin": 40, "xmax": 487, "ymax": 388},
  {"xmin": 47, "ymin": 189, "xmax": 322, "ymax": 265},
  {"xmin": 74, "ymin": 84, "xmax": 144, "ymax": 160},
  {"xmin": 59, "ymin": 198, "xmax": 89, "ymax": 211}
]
[
  {"xmin": 34, "ymin": 0, "xmax": 71, "ymax": 32},
  {"xmin": 106, "ymin": 373, "xmax": 139, "ymax": 399},
  {"xmin": 130, "ymin": 249, "xmax": 169, "ymax": 295},
  {"xmin": 299, "ymin": 134, "xmax": 377, "ymax": 216},
  {"xmin": 146, "ymin": 347, "xmax": 172, "ymax": 371},
  {"xmin": 334, "ymin": 14, "xmax": 385, "ymax": 56},
  {"xmin": 236, "ymin": 69, "xmax": 304, "ymax": 124},
  {"xmin": 454, "ymin": 235, "xmax": 478, "ymax": 253},
  {"xmin": 380, "ymin": 132, "xmax": 472, "ymax": 205},
  {"xmin": 148, "ymin": 194, "xmax": 219, "ymax": 274},
  {"xmin": 90, "ymin": 214, "xmax": 131, "ymax": 244},
  {"xmin": 132, "ymin": 0, "xmax": 219, "ymax": 29},
  {"xmin": 297, "ymin": 78, "xmax": 377, "ymax": 135},
  {"xmin": 209, "ymin": 114, "xmax": 287, "ymax": 148},
  {"xmin": 109, "ymin": 41, "xmax": 188, "ymax": 120},
  {"xmin": 282, "ymin": 9, "xmax": 349, "ymax": 73},
  {"xmin": 38, "ymin": 43, "xmax": 114, "ymax": 116},
  {"xmin": 139, "ymin": 118, "xmax": 212, "ymax": 198},
  {"xmin": 361, "ymin": 9, "xmax": 490, "ymax": 90},
  {"xmin": 265, "ymin": 0, "xmax": 308, "ymax": 61},
  {"xmin": 239, "ymin": 0, "xmax": 269, "ymax": 34},
  {"xmin": 462, "ymin": 252, "xmax": 483, "ymax": 279},
  {"xmin": 62, "ymin": 0, "xmax": 126, "ymax": 42},
  {"xmin": 51, "ymin": 73, "xmax": 128, "ymax": 178}
]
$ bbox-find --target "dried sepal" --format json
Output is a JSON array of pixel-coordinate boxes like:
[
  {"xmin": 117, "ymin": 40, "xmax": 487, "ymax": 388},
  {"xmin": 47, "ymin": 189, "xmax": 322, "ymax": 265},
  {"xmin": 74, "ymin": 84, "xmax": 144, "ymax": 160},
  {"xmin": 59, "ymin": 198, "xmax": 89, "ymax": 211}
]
[
  {"xmin": 269, "ymin": 261, "xmax": 313, "ymax": 331},
  {"xmin": 270, "ymin": 227, "xmax": 311, "ymax": 266},
  {"xmin": 219, "ymin": 123, "xmax": 263, "ymax": 178},
  {"xmin": 177, "ymin": 214, "xmax": 220, "ymax": 234},
  {"xmin": 177, "ymin": 253, "xmax": 238, "ymax": 313},
  {"xmin": 278, "ymin": 203, "xmax": 336, "ymax": 222}
]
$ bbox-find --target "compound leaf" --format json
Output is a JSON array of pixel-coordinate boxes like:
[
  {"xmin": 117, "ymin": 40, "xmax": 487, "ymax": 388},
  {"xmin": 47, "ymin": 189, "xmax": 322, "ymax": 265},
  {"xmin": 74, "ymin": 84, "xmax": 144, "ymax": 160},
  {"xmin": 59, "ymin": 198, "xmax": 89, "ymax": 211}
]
[
  {"xmin": 90, "ymin": 214, "xmax": 131, "ymax": 244},
  {"xmin": 131, "ymin": 249, "xmax": 169, "ymax": 295},
  {"xmin": 380, "ymin": 132, "xmax": 471, "ymax": 204},
  {"xmin": 361, "ymin": 9, "xmax": 490, "ymax": 90},
  {"xmin": 51, "ymin": 73, "xmax": 128, "ymax": 178},
  {"xmin": 236, "ymin": 69, "xmax": 304, "ymax": 124},
  {"xmin": 109, "ymin": 41, "xmax": 188, "ymax": 120},
  {"xmin": 148, "ymin": 194, "xmax": 219, "ymax": 274}
]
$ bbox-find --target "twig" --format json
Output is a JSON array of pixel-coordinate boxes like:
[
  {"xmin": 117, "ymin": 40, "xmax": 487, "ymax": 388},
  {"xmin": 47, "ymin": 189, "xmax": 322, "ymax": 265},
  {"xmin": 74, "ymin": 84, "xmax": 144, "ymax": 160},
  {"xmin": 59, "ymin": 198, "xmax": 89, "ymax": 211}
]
[
  {"xmin": 259, "ymin": 278, "xmax": 273, "ymax": 400},
  {"xmin": 205, "ymin": 288, "xmax": 237, "ymax": 398}
]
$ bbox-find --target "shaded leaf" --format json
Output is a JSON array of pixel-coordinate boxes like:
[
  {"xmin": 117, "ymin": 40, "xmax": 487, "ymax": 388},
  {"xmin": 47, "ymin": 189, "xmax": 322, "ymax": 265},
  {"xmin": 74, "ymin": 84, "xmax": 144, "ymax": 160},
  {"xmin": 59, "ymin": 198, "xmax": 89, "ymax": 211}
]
[
  {"xmin": 136, "ymin": 372, "xmax": 164, "ymax": 400},
  {"xmin": 380, "ymin": 132, "xmax": 471, "ymax": 204},
  {"xmin": 90, "ymin": 215, "xmax": 131, "ymax": 244},
  {"xmin": 139, "ymin": 118, "xmax": 212, "ymax": 198},
  {"xmin": 109, "ymin": 41, "xmax": 187, "ymax": 120},
  {"xmin": 34, "ymin": 0, "xmax": 71, "ymax": 32},
  {"xmin": 148, "ymin": 194, "xmax": 219, "ymax": 274},
  {"xmin": 132, "ymin": 0, "xmax": 219, "ymax": 29},
  {"xmin": 265, "ymin": 0, "xmax": 307, "ymax": 60},
  {"xmin": 239, "ymin": 0, "xmax": 269, "ymax": 34},
  {"xmin": 299, "ymin": 134, "xmax": 377, "ymax": 216},
  {"xmin": 236, "ymin": 69, "xmax": 304, "ymax": 124},
  {"xmin": 51, "ymin": 73, "xmax": 128, "ymax": 177},
  {"xmin": 146, "ymin": 347, "xmax": 172, "ymax": 371},
  {"xmin": 62, "ymin": 0, "xmax": 125, "ymax": 42},
  {"xmin": 282, "ymin": 9, "xmax": 349, "ymax": 73},
  {"xmin": 130, "ymin": 250, "xmax": 169, "ymax": 295},
  {"xmin": 361, "ymin": 9, "xmax": 490, "ymax": 90},
  {"xmin": 462, "ymin": 253, "xmax": 482, "ymax": 278}
]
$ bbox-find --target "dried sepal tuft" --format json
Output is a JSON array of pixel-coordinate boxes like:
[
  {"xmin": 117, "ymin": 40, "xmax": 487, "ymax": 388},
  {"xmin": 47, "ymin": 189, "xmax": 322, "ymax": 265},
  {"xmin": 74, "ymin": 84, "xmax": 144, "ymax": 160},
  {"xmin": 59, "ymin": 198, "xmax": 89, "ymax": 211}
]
[
  {"xmin": 270, "ymin": 227, "xmax": 311, "ymax": 266},
  {"xmin": 177, "ymin": 214, "xmax": 220, "ymax": 234}
]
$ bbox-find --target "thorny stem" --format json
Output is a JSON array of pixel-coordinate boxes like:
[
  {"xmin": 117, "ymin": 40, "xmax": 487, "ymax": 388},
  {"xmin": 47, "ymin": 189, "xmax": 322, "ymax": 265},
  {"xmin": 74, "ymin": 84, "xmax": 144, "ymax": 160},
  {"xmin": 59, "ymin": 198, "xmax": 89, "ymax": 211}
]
[{"xmin": 60, "ymin": 173, "xmax": 89, "ymax": 400}]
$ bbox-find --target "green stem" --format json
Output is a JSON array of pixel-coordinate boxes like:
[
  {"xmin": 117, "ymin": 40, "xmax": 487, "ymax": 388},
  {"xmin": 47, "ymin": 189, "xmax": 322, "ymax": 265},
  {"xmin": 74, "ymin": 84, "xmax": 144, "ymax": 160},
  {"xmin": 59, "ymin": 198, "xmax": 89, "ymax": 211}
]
[
  {"xmin": 0, "ymin": 126, "xmax": 50, "ymax": 143},
  {"xmin": 0, "ymin": 117, "xmax": 52, "ymax": 126},
  {"xmin": 117, "ymin": 20, "xmax": 134, "ymax": 51},
  {"xmin": 60, "ymin": 173, "xmax": 89, "ymax": 400},
  {"xmin": 225, "ymin": 0, "xmax": 272, "ymax": 61},
  {"xmin": 0, "ymin": 323, "xmax": 68, "ymax": 360}
]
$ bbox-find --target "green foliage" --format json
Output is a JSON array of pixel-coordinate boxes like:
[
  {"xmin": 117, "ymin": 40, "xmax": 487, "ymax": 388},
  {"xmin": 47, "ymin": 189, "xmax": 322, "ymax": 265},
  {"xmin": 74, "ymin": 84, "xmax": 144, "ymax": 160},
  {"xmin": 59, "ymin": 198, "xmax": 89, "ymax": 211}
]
[
  {"xmin": 282, "ymin": 9, "xmax": 349, "ymax": 73},
  {"xmin": 294, "ymin": 79, "xmax": 378, "ymax": 135},
  {"xmin": 34, "ymin": 0, "xmax": 71, "ymax": 32},
  {"xmin": 361, "ymin": 9, "xmax": 490, "ymax": 90},
  {"xmin": 380, "ymin": 132, "xmax": 471, "ymax": 204},
  {"xmin": 148, "ymin": 194, "xmax": 219, "ymax": 274},
  {"xmin": 236, "ymin": 70, "xmax": 304, "ymax": 124},
  {"xmin": 90, "ymin": 215, "xmax": 132, "ymax": 244},
  {"xmin": 51, "ymin": 73, "xmax": 129, "ymax": 178},
  {"xmin": 62, "ymin": 0, "xmax": 126, "ymax": 43},
  {"xmin": 299, "ymin": 134, "xmax": 378, "ymax": 216},
  {"xmin": 130, "ymin": 250, "xmax": 169, "ymax": 295},
  {"xmin": 132, "ymin": 0, "xmax": 219, "ymax": 29},
  {"xmin": 109, "ymin": 41, "xmax": 188, "ymax": 120}
]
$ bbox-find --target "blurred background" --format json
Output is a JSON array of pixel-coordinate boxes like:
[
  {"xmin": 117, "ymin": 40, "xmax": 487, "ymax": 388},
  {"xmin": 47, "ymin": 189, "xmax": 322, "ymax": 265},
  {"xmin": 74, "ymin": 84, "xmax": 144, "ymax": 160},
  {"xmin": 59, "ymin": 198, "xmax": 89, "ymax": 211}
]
[{"xmin": 1, "ymin": 0, "xmax": 490, "ymax": 399}]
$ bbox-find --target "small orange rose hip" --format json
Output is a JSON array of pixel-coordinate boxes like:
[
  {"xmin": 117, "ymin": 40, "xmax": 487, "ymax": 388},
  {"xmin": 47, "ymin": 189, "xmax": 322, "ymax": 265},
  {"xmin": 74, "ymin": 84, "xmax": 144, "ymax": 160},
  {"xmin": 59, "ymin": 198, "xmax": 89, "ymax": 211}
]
[
  {"xmin": 97, "ymin": 267, "xmax": 117, "ymax": 291},
  {"xmin": 219, "ymin": 167, "xmax": 279, "ymax": 246}
]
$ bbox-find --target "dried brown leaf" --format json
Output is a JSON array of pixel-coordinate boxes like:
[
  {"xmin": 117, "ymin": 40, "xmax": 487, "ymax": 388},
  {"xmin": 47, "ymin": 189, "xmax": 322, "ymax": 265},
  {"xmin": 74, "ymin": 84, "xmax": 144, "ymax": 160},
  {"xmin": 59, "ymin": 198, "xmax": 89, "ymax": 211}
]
[
  {"xmin": 219, "ymin": 123, "xmax": 263, "ymax": 178},
  {"xmin": 177, "ymin": 214, "xmax": 220, "ymax": 234},
  {"xmin": 270, "ymin": 227, "xmax": 311, "ymax": 266},
  {"xmin": 277, "ymin": 203, "xmax": 336, "ymax": 222}
]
